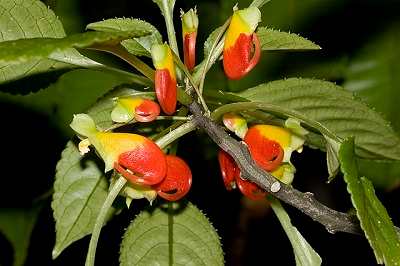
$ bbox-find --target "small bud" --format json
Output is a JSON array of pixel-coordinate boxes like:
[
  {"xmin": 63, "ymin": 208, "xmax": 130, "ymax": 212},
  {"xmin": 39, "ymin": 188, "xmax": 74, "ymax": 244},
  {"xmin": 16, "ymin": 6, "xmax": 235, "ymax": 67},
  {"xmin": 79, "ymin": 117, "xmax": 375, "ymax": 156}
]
[
  {"xmin": 111, "ymin": 97, "xmax": 160, "ymax": 123},
  {"xmin": 223, "ymin": 112, "xmax": 248, "ymax": 138},
  {"xmin": 181, "ymin": 8, "xmax": 198, "ymax": 71}
]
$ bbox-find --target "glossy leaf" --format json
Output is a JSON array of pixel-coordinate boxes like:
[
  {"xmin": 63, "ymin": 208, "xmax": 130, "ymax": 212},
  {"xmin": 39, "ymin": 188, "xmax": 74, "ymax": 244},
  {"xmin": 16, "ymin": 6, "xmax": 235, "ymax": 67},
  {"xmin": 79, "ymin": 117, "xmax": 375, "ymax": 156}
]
[
  {"xmin": 87, "ymin": 18, "xmax": 162, "ymax": 57},
  {"xmin": 51, "ymin": 142, "xmax": 114, "ymax": 259},
  {"xmin": 0, "ymin": 0, "xmax": 98, "ymax": 89},
  {"xmin": 0, "ymin": 31, "xmax": 148, "ymax": 66},
  {"xmin": 0, "ymin": 205, "xmax": 42, "ymax": 266},
  {"xmin": 120, "ymin": 202, "xmax": 224, "ymax": 265},
  {"xmin": 270, "ymin": 197, "xmax": 322, "ymax": 266},
  {"xmin": 238, "ymin": 78, "xmax": 400, "ymax": 161},
  {"xmin": 339, "ymin": 138, "xmax": 400, "ymax": 265},
  {"xmin": 257, "ymin": 27, "xmax": 321, "ymax": 51}
]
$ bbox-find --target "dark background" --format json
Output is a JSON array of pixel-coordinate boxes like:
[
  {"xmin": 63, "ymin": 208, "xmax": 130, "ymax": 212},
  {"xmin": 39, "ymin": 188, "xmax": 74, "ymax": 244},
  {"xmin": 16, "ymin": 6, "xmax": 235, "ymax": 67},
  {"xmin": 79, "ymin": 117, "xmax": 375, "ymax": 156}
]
[{"xmin": 1, "ymin": 0, "xmax": 400, "ymax": 265}]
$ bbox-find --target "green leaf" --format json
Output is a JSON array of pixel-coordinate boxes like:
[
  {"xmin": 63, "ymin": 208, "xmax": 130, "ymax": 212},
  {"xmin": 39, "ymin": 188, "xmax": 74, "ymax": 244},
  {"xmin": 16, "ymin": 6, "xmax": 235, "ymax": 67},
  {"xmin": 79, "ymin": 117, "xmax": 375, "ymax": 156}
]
[
  {"xmin": 325, "ymin": 136, "xmax": 341, "ymax": 181},
  {"xmin": 0, "ymin": 69, "xmax": 145, "ymax": 136},
  {"xmin": 269, "ymin": 197, "xmax": 322, "ymax": 266},
  {"xmin": 203, "ymin": 26, "xmax": 223, "ymax": 60},
  {"xmin": 51, "ymin": 141, "xmax": 113, "ymax": 259},
  {"xmin": 257, "ymin": 27, "xmax": 321, "ymax": 51},
  {"xmin": 0, "ymin": 0, "xmax": 100, "ymax": 87},
  {"xmin": 0, "ymin": 205, "xmax": 42, "ymax": 266},
  {"xmin": 250, "ymin": 0, "xmax": 272, "ymax": 8},
  {"xmin": 119, "ymin": 202, "xmax": 224, "ymax": 266},
  {"xmin": 238, "ymin": 78, "xmax": 400, "ymax": 161},
  {"xmin": 0, "ymin": 31, "xmax": 148, "ymax": 65},
  {"xmin": 339, "ymin": 138, "xmax": 400, "ymax": 265},
  {"xmin": 87, "ymin": 18, "xmax": 162, "ymax": 57}
]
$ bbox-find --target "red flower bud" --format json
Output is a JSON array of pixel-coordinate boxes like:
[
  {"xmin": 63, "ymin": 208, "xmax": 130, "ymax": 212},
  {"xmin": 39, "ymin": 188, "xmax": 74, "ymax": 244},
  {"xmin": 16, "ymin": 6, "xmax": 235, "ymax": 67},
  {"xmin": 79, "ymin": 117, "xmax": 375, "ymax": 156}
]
[
  {"xmin": 151, "ymin": 44, "xmax": 177, "ymax": 115},
  {"xmin": 153, "ymin": 155, "xmax": 192, "ymax": 201},
  {"xmin": 181, "ymin": 8, "xmax": 198, "ymax": 71},
  {"xmin": 218, "ymin": 150, "xmax": 238, "ymax": 190},
  {"xmin": 111, "ymin": 97, "xmax": 160, "ymax": 123}
]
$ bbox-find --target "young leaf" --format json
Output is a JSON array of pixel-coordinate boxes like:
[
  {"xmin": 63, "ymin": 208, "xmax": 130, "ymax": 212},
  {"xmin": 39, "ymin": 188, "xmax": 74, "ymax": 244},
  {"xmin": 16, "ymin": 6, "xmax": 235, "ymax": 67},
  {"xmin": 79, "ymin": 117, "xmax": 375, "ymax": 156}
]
[
  {"xmin": 269, "ymin": 197, "xmax": 322, "ymax": 266},
  {"xmin": 257, "ymin": 27, "xmax": 321, "ymax": 51},
  {"xmin": 0, "ymin": 31, "xmax": 148, "ymax": 66},
  {"xmin": 87, "ymin": 18, "xmax": 162, "ymax": 57},
  {"xmin": 0, "ymin": 0, "xmax": 101, "ymax": 87},
  {"xmin": 325, "ymin": 136, "xmax": 341, "ymax": 181},
  {"xmin": 119, "ymin": 202, "xmax": 224, "ymax": 266},
  {"xmin": 238, "ymin": 78, "xmax": 400, "ymax": 161},
  {"xmin": 0, "ymin": 205, "xmax": 42, "ymax": 266},
  {"xmin": 203, "ymin": 26, "xmax": 224, "ymax": 60},
  {"xmin": 339, "ymin": 138, "xmax": 400, "ymax": 265}
]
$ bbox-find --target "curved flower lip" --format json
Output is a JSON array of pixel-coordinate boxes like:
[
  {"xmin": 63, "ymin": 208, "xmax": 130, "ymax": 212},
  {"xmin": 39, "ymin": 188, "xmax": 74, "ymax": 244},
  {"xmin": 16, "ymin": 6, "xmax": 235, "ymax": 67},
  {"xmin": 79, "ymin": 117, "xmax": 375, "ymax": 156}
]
[
  {"xmin": 218, "ymin": 150, "xmax": 238, "ymax": 190},
  {"xmin": 155, "ymin": 68, "xmax": 177, "ymax": 115},
  {"xmin": 244, "ymin": 127, "xmax": 284, "ymax": 172},
  {"xmin": 111, "ymin": 97, "xmax": 160, "ymax": 123},
  {"xmin": 153, "ymin": 155, "xmax": 192, "ymax": 201},
  {"xmin": 151, "ymin": 44, "xmax": 177, "ymax": 115}
]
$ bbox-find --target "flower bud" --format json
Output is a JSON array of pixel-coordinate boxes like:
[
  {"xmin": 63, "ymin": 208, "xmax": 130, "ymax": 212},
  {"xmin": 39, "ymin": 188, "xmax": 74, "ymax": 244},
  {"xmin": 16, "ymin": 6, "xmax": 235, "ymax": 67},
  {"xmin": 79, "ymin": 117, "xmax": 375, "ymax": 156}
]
[{"xmin": 181, "ymin": 8, "xmax": 198, "ymax": 71}]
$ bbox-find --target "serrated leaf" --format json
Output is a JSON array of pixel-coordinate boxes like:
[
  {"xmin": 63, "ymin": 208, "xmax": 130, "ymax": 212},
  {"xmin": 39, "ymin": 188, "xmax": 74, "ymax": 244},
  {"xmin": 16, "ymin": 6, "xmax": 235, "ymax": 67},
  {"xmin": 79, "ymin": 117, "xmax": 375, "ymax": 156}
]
[
  {"xmin": 0, "ymin": 31, "xmax": 148, "ymax": 65},
  {"xmin": 51, "ymin": 87, "xmax": 154, "ymax": 258},
  {"xmin": 270, "ymin": 197, "xmax": 322, "ymax": 266},
  {"xmin": 0, "ymin": 205, "xmax": 42, "ymax": 266},
  {"xmin": 339, "ymin": 138, "xmax": 400, "ymax": 265},
  {"xmin": 87, "ymin": 18, "xmax": 162, "ymax": 57},
  {"xmin": 257, "ymin": 27, "xmax": 321, "ymax": 51},
  {"xmin": 51, "ymin": 141, "xmax": 113, "ymax": 259},
  {"xmin": 238, "ymin": 78, "xmax": 400, "ymax": 161},
  {"xmin": 0, "ymin": 0, "xmax": 101, "ymax": 88},
  {"xmin": 204, "ymin": 26, "xmax": 223, "ymax": 60},
  {"xmin": 119, "ymin": 202, "xmax": 224, "ymax": 266}
]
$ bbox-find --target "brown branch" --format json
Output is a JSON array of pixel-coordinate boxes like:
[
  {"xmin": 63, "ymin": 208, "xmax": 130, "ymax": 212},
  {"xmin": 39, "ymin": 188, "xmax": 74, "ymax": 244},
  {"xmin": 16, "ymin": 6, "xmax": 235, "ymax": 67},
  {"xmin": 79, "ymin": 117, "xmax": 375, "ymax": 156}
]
[{"xmin": 189, "ymin": 100, "xmax": 362, "ymax": 235}]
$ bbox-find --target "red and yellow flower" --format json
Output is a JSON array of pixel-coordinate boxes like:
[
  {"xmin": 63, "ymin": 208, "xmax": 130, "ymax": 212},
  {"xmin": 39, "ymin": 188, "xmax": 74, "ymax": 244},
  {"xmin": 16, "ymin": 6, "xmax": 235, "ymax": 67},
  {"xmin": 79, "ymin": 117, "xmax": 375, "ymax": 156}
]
[
  {"xmin": 111, "ymin": 97, "xmax": 160, "ymax": 123},
  {"xmin": 181, "ymin": 8, "xmax": 198, "ymax": 71},
  {"xmin": 222, "ymin": 112, "xmax": 248, "ymax": 138},
  {"xmin": 151, "ymin": 44, "xmax": 177, "ymax": 115},
  {"xmin": 223, "ymin": 7, "xmax": 261, "ymax": 80}
]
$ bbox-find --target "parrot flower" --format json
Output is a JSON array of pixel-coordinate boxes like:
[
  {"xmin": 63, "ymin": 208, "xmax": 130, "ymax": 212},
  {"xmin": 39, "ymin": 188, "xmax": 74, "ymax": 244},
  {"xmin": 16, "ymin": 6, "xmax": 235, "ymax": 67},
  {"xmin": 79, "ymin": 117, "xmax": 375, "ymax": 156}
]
[
  {"xmin": 181, "ymin": 8, "xmax": 198, "ymax": 71},
  {"xmin": 153, "ymin": 155, "xmax": 192, "ymax": 201},
  {"xmin": 223, "ymin": 7, "xmax": 261, "ymax": 80},
  {"xmin": 218, "ymin": 150, "xmax": 238, "ymax": 190},
  {"xmin": 222, "ymin": 112, "xmax": 248, "ymax": 139},
  {"xmin": 111, "ymin": 97, "xmax": 160, "ymax": 123},
  {"xmin": 151, "ymin": 44, "xmax": 177, "ymax": 115},
  {"xmin": 70, "ymin": 114, "xmax": 167, "ymax": 186}
]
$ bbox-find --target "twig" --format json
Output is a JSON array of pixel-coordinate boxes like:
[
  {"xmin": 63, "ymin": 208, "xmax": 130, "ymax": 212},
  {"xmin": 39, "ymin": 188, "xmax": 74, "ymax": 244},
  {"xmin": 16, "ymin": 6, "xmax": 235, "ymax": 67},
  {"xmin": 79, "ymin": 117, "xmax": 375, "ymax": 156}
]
[{"xmin": 189, "ymin": 100, "xmax": 362, "ymax": 235}]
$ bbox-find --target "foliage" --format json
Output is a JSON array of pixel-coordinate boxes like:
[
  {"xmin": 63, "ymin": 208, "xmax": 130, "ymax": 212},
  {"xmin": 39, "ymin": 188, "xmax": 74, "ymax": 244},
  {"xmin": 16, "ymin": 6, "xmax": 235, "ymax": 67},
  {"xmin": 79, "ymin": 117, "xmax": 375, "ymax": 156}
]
[{"xmin": 0, "ymin": 0, "xmax": 399, "ymax": 265}]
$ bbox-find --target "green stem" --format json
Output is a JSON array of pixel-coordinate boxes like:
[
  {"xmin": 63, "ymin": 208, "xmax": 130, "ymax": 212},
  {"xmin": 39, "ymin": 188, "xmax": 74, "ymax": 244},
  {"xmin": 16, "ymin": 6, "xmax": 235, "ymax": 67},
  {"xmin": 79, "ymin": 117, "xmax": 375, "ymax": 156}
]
[
  {"xmin": 85, "ymin": 176, "xmax": 127, "ymax": 266},
  {"xmin": 156, "ymin": 116, "xmax": 190, "ymax": 121},
  {"xmin": 91, "ymin": 44, "xmax": 155, "ymax": 81},
  {"xmin": 211, "ymin": 102, "xmax": 341, "ymax": 142},
  {"xmin": 198, "ymin": 18, "xmax": 231, "ymax": 93},
  {"xmin": 85, "ymin": 120, "xmax": 196, "ymax": 266}
]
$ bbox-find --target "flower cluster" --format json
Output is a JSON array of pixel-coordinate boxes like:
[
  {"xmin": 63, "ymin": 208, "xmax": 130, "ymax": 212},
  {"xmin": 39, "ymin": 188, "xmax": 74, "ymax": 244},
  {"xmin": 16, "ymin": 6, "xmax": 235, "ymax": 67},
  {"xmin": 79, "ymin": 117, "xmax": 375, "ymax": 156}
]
[
  {"xmin": 218, "ymin": 113, "xmax": 308, "ymax": 200},
  {"xmin": 70, "ymin": 113, "xmax": 192, "ymax": 204}
]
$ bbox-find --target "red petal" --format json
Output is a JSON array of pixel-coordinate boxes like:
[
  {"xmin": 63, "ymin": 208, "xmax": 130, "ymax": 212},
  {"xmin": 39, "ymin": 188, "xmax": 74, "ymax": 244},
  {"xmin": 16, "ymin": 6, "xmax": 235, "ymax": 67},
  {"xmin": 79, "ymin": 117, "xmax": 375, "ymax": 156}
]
[
  {"xmin": 153, "ymin": 155, "xmax": 192, "ymax": 201},
  {"xmin": 116, "ymin": 140, "xmax": 167, "ymax": 185},
  {"xmin": 134, "ymin": 99, "xmax": 160, "ymax": 122},
  {"xmin": 183, "ymin": 32, "xmax": 197, "ymax": 71},
  {"xmin": 235, "ymin": 174, "xmax": 267, "ymax": 201},
  {"xmin": 218, "ymin": 150, "xmax": 239, "ymax": 190},
  {"xmin": 155, "ymin": 69, "xmax": 177, "ymax": 115},
  {"xmin": 223, "ymin": 32, "xmax": 261, "ymax": 80},
  {"xmin": 244, "ymin": 127, "xmax": 284, "ymax": 172}
]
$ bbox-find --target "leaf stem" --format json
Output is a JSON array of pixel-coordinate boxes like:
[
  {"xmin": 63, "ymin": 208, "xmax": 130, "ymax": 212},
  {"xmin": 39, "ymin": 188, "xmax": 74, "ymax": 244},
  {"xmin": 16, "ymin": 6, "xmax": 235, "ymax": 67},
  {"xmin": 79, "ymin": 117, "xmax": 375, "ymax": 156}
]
[
  {"xmin": 85, "ymin": 176, "xmax": 127, "ymax": 266},
  {"xmin": 155, "ymin": 121, "xmax": 196, "ymax": 148}
]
